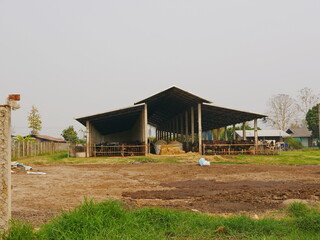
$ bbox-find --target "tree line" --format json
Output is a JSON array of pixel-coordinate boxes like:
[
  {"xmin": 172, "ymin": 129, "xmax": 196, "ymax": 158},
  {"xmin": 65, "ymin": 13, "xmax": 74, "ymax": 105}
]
[{"xmin": 266, "ymin": 87, "xmax": 319, "ymax": 138}]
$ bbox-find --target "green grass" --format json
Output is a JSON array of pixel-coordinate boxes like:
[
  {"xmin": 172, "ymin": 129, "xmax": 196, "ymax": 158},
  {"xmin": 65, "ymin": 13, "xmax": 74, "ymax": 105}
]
[
  {"xmin": 230, "ymin": 150, "xmax": 320, "ymax": 165},
  {"xmin": 2, "ymin": 200, "xmax": 320, "ymax": 240},
  {"xmin": 12, "ymin": 149, "xmax": 320, "ymax": 166}
]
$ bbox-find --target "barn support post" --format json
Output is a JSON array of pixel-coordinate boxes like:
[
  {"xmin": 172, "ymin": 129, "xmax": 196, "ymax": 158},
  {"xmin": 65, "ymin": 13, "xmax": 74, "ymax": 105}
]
[
  {"xmin": 233, "ymin": 124, "xmax": 236, "ymax": 140},
  {"xmin": 180, "ymin": 114, "xmax": 183, "ymax": 142},
  {"xmin": 185, "ymin": 110, "xmax": 189, "ymax": 150},
  {"xmin": 191, "ymin": 106, "xmax": 194, "ymax": 145},
  {"xmin": 168, "ymin": 121, "xmax": 171, "ymax": 142},
  {"xmin": 198, "ymin": 103, "xmax": 203, "ymax": 155},
  {"xmin": 254, "ymin": 119, "xmax": 258, "ymax": 154},
  {"xmin": 86, "ymin": 120, "xmax": 91, "ymax": 157},
  {"xmin": 224, "ymin": 126, "xmax": 228, "ymax": 140},
  {"xmin": 217, "ymin": 128, "xmax": 221, "ymax": 140},
  {"xmin": 143, "ymin": 104, "xmax": 148, "ymax": 155},
  {"xmin": 175, "ymin": 117, "xmax": 179, "ymax": 140},
  {"xmin": 242, "ymin": 122, "xmax": 247, "ymax": 140}
]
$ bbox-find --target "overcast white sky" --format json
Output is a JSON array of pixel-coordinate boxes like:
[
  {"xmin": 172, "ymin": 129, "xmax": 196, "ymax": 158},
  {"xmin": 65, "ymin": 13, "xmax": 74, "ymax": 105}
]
[{"xmin": 1, "ymin": 0, "xmax": 319, "ymax": 138}]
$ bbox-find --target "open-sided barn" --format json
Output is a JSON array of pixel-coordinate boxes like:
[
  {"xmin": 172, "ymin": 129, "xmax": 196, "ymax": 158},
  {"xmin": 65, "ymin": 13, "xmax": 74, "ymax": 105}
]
[{"xmin": 76, "ymin": 86, "xmax": 267, "ymax": 157}]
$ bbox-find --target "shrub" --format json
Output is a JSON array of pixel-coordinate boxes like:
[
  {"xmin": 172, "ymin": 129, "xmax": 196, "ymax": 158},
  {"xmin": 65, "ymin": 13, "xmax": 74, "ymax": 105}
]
[{"xmin": 286, "ymin": 138, "xmax": 303, "ymax": 150}]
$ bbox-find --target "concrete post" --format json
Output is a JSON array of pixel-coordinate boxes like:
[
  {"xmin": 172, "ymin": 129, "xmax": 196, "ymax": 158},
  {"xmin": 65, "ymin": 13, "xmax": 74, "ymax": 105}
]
[
  {"xmin": 143, "ymin": 104, "xmax": 148, "ymax": 155},
  {"xmin": 198, "ymin": 103, "xmax": 202, "ymax": 155},
  {"xmin": 86, "ymin": 121, "xmax": 91, "ymax": 157},
  {"xmin": 0, "ymin": 96, "xmax": 19, "ymax": 232},
  {"xmin": 224, "ymin": 126, "xmax": 228, "ymax": 140},
  {"xmin": 0, "ymin": 105, "xmax": 11, "ymax": 231},
  {"xmin": 242, "ymin": 122, "xmax": 247, "ymax": 140},
  {"xmin": 185, "ymin": 110, "xmax": 189, "ymax": 150},
  {"xmin": 175, "ymin": 118, "xmax": 179, "ymax": 140},
  {"xmin": 254, "ymin": 119, "xmax": 258, "ymax": 154},
  {"xmin": 191, "ymin": 106, "xmax": 194, "ymax": 144}
]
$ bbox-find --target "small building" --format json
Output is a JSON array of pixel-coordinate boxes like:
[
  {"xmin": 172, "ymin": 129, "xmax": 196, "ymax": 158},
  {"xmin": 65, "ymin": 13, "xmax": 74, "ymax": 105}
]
[
  {"xmin": 286, "ymin": 127, "xmax": 313, "ymax": 147},
  {"xmin": 235, "ymin": 130, "xmax": 291, "ymax": 142},
  {"xmin": 31, "ymin": 135, "xmax": 67, "ymax": 143}
]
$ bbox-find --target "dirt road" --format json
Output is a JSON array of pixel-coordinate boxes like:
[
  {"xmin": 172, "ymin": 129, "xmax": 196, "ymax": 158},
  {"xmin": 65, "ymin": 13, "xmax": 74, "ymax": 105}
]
[{"xmin": 11, "ymin": 163, "xmax": 320, "ymax": 225}]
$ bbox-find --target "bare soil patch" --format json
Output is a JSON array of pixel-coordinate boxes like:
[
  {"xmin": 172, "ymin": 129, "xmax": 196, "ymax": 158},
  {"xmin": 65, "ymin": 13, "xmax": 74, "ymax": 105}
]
[{"xmin": 11, "ymin": 163, "xmax": 320, "ymax": 225}]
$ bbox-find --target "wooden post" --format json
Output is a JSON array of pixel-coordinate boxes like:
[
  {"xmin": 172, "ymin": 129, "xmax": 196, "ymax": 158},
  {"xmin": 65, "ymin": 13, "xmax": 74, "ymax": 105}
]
[
  {"xmin": 191, "ymin": 107, "xmax": 194, "ymax": 144},
  {"xmin": 198, "ymin": 103, "xmax": 202, "ymax": 155},
  {"xmin": 217, "ymin": 128, "xmax": 221, "ymax": 140},
  {"xmin": 233, "ymin": 124, "xmax": 236, "ymax": 141},
  {"xmin": 242, "ymin": 122, "xmax": 247, "ymax": 140},
  {"xmin": 254, "ymin": 119, "xmax": 258, "ymax": 154}
]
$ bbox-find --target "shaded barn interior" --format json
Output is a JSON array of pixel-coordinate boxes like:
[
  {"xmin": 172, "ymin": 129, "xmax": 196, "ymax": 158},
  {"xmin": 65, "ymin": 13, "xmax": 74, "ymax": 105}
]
[{"xmin": 76, "ymin": 86, "xmax": 267, "ymax": 157}]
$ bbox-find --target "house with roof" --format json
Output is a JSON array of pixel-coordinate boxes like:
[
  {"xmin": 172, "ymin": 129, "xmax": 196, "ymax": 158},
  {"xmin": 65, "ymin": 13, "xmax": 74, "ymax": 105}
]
[
  {"xmin": 76, "ymin": 86, "xmax": 267, "ymax": 156},
  {"xmin": 286, "ymin": 127, "xmax": 313, "ymax": 147},
  {"xmin": 31, "ymin": 135, "xmax": 67, "ymax": 143},
  {"xmin": 235, "ymin": 130, "xmax": 291, "ymax": 142}
]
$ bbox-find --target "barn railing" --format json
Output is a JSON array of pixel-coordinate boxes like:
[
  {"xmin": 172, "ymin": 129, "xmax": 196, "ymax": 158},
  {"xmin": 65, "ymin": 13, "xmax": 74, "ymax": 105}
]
[
  {"xmin": 203, "ymin": 143, "xmax": 279, "ymax": 155},
  {"xmin": 91, "ymin": 144, "xmax": 149, "ymax": 157}
]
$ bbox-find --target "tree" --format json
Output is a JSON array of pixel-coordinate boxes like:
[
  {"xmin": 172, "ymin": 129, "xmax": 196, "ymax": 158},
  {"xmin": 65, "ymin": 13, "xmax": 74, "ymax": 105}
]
[
  {"xmin": 296, "ymin": 87, "xmax": 320, "ymax": 116},
  {"xmin": 296, "ymin": 87, "xmax": 320, "ymax": 126},
  {"xmin": 13, "ymin": 135, "xmax": 36, "ymax": 142},
  {"xmin": 225, "ymin": 124, "xmax": 261, "ymax": 140},
  {"xmin": 28, "ymin": 105, "xmax": 42, "ymax": 135},
  {"xmin": 61, "ymin": 126, "xmax": 78, "ymax": 142},
  {"xmin": 306, "ymin": 104, "xmax": 319, "ymax": 138},
  {"xmin": 266, "ymin": 94, "xmax": 297, "ymax": 130}
]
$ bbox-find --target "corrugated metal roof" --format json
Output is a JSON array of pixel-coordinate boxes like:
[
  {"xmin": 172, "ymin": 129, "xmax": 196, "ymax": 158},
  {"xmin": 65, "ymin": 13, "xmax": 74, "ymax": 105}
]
[
  {"xmin": 201, "ymin": 103, "xmax": 266, "ymax": 130},
  {"xmin": 286, "ymin": 127, "xmax": 312, "ymax": 138},
  {"xmin": 235, "ymin": 130, "xmax": 291, "ymax": 138},
  {"xmin": 76, "ymin": 104, "xmax": 145, "ymax": 135},
  {"xmin": 76, "ymin": 86, "xmax": 267, "ymax": 135},
  {"xmin": 33, "ymin": 135, "xmax": 67, "ymax": 143}
]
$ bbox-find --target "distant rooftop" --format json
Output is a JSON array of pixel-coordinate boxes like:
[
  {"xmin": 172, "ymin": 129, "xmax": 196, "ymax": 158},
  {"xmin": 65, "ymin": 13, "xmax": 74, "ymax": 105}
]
[
  {"xmin": 286, "ymin": 127, "xmax": 312, "ymax": 138},
  {"xmin": 32, "ymin": 135, "xmax": 67, "ymax": 143},
  {"xmin": 235, "ymin": 130, "xmax": 291, "ymax": 138}
]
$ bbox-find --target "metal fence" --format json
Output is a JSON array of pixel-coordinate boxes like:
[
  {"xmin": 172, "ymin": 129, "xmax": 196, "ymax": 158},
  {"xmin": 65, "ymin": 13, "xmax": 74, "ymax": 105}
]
[
  {"xmin": 203, "ymin": 143, "xmax": 279, "ymax": 155},
  {"xmin": 11, "ymin": 141, "xmax": 69, "ymax": 159},
  {"xmin": 92, "ymin": 144, "xmax": 148, "ymax": 157}
]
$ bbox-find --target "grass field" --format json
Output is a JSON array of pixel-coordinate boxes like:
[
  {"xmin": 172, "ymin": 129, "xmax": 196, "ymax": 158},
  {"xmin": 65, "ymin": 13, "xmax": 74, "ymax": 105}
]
[
  {"xmin": 2, "ymin": 200, "xmax": 320, "ymax": 240},
  {"xmin": 14, "ymin": 149, "xmax": 320, "ymax": 166},
  {"xmin": 5, "ymin": 149, "xmax": 320, "ymax": 239}
]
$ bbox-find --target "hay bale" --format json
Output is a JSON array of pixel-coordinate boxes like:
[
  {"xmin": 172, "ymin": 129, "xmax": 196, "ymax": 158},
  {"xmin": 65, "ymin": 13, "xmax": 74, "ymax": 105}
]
[{"xmin": 154, "ymin": 140, "xmax": 168, "ymax": 155}]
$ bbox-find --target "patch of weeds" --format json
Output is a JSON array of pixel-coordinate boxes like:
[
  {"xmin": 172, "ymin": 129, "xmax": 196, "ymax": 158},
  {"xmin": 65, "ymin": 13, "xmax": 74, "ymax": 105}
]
[
  {"xmin": 48, "ymin": 153, "xmax": 69, "ymax": 161},
  {"xmin": 1, "ymin": 220, "xmax": 37, "ymax": 240},
  {"xmin": 287, "ymin": 202, "xmax": 310, "ymax": 218},
  {"xmin": 131, "ymin": 157, "xmax": 159, "ymax": 163}
]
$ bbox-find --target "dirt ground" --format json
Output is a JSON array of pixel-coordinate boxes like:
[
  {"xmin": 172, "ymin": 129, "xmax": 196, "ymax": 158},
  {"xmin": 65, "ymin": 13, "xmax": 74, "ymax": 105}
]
[{"xmin": 11, "ymin": 162, "xmax": 320, "ymax": 225}]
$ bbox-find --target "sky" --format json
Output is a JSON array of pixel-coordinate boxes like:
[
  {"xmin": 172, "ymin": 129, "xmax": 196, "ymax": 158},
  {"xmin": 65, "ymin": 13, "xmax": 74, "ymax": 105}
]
[{"xmin": 1, "ymin": 0, "xmax": 319, "ymax": 138}]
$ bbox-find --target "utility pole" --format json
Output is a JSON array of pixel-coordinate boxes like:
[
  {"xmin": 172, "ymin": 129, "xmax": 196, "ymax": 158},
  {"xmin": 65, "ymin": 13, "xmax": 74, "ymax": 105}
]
[{"xmin": 0, "ymin": 95, "xmax": 20, "ymax": 231}]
